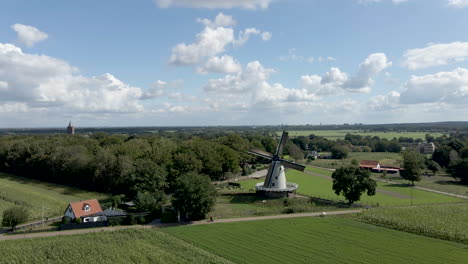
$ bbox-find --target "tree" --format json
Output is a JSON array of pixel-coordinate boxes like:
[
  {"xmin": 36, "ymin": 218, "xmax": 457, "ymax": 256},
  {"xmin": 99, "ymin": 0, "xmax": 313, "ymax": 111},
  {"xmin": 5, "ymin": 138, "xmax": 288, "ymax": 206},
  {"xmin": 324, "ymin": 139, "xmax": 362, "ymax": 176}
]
[
  {"xmin": 426, "ymin": 160, "xmax": 441, "ymax": 176},
  {"xmin": 447, "ymin": 159, "xmax": 468, "ymax": 185},
  {"xmin": 134, "ymin": 191, "xmax": 162, "ymax": 212},
  {"xmin": 331, "ymin": 166, "xmax": 377, "ymax": 205},
  {"xmin": 400, "ymin": 150, "xmax": 425, "ymax": 185},
  {"xmin": 2, "ymin": 206, "xmax": 29, "ymax": 228},
  {"xmin": 172, "ymin": 172, "xmax": 217, "ymax": 221},
  {"xmin": 331, "ymin": 146, "xmax": 349, "ymax": 159}
]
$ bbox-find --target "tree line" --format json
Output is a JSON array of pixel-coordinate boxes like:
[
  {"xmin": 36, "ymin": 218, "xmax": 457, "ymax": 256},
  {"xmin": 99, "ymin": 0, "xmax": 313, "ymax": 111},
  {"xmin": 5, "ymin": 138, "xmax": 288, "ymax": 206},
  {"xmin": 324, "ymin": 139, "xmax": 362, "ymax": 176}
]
[{"xmin": 0, "ymin": 132, "xmax": 279, "ymax": 220}]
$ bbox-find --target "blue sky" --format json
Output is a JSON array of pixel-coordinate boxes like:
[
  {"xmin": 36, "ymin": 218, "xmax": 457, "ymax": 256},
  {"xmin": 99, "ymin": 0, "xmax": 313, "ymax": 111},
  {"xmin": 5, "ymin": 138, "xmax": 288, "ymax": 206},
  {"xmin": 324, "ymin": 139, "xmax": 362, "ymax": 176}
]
[{"xmin": 1, "ymin": 0, "xmax": 468, "ymax": 127}]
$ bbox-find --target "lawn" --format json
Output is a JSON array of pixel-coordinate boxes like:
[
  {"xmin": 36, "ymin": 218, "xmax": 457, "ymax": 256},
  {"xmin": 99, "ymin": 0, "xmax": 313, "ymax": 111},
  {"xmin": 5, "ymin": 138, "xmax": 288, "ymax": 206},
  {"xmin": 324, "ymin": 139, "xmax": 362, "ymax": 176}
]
[
  {"xmin": 164, "ymin": 217, "xmax": 468, "ymax": 264},
  {"xmin": 0, "ymin": 173, "xmax": 108, "ymax": 223},
  {"xmin": 210, "ymin": 193, "xmax": 343, "ymax": 219},
  {"xmin": 359, "ymin": 204, "xmax": 468, "ymax": 244},
  {"xmin": 0, "ymin": 228, "xmax": 232, "ymax": 264},
  {"xmin": 282, "ymin": 130, "xmax": 444, "ymax": 140},
  {"xmin": 385, "ymin": 174, "xmax": 468, "ymax": 196},
  {"xmin": 240, "ymin": 170, "xmax": 466, "ymax": 206},
  {"xmin": 308, "ymin": 152, "xmax": 402, "ymax": 169}
]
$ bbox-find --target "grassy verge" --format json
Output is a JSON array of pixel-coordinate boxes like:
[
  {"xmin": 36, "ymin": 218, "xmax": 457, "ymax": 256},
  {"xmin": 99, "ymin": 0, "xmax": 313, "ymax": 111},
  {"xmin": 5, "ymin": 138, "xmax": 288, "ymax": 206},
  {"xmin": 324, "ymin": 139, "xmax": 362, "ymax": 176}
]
[
  {"xmin": 308, "ymin": 152, "xmax": 402, "ymax": 169},
  {"xmin": 0, "ymin": 172, "xmax": 108, "ymax": 223},
  {"xmin": 282, "ymin": 130, "xmax": 444, "ymax": 140},
  {"xmin": 0, "ymin": 228, "xmax": 232, "ymax": 264},
  {"xmin": 240, "ymin": 170, "xmax": 465, "ymax": 206},
  {"xmin": 164, "ymin": 216, "xmax": 468, "ymax": 264},
  {"xmin": 210, "ymin": 192, "xmax": 345, "ymax": 219},
  {"xmin": 359, "ymin": 204, "xmax": 468, "ymax": 244}
]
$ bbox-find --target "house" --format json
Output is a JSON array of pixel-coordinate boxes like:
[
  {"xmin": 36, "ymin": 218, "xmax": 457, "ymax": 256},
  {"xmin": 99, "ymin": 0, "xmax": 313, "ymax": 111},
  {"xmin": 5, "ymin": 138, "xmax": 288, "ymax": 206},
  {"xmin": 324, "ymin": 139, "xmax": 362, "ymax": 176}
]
[
  {"xmin": 401, "ymin": 142, "xmax": 436, "ymax": 154},
  {"xmin": 359, "ymin": 160, "xmax": 381, "ymax": 170},
  {"xmin": 306, "ymin": 151, "xmax": 319, "ymax": 160},
  {"xmin": 64, "ymin": 199, "xmax": 105, "ymax": 223}
]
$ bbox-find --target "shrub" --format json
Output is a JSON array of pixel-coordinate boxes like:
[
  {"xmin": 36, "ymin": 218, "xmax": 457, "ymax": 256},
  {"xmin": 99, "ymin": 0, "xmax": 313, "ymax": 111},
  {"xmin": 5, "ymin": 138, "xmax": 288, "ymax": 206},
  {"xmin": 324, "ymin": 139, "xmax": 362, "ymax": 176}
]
[
  {"xmin": 2, "ymin": 206, "xmax": 29, "ymax": 228},
  {"xmin": 161, "ymin": 210, "xmax": 178, "ymax": 223}
]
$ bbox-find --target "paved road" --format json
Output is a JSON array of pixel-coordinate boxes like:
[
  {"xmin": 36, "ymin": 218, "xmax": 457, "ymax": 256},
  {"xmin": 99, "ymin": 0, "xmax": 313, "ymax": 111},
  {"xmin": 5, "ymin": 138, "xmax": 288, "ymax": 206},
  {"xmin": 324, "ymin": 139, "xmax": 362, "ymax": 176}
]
[{"xmin": 0, "ymin": 209, "xmax": 362, "ymax": 241}]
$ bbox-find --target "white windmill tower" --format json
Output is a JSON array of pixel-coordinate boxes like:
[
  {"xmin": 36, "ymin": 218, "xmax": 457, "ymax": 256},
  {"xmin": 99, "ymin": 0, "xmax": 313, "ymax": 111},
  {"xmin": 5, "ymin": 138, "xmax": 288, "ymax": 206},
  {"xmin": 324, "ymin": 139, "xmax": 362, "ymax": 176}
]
[{"xmin": 247, "ymin": 131, "xmax": 305, "ymax": 197}]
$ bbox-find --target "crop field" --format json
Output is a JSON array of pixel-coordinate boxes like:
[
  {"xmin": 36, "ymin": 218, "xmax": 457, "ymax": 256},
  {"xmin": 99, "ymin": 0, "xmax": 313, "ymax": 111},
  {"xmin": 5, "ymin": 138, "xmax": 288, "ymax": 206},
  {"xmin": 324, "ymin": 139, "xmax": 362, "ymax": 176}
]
[
  {"xmin": 308, "ymin": 152, "xmax": 402, "ymax": 169},
  {"xmin": 359, "ymin": 204, "xmax": 468, "ymax": 244},
  {"xmin": 0, "ymin": 228, "xmax": 232, "ymax": 264},
  {"xmin": 164, "ymin": 217, "xmax": 468, "ymax": 264},
  {"xmin": 281, "ymin": 130, "xmax": 444, "ymax": 140},
  {"xmin": 240, "ymin": 170, "xmax": 465, "ymax": 206},
  {"xmin": 0, "ymin": 173, "xmax": 108, "ymax": 223}
]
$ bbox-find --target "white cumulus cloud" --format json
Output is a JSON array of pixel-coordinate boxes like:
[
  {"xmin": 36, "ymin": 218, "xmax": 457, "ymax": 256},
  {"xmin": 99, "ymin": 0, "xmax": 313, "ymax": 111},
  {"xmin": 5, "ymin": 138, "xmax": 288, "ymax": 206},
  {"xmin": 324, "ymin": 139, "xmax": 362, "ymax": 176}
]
[
  {"xmin": 448, "ymin": 0, "xmax": 468, "ymax": 7},
  {"xmin": 154, "ymin": 0, "xmax": 272, "ymax": 9},
  {"xmin": 197, "ymin": 55, "xmax": 242, "ymax": 74},
  {"xmin": 403, "ymin": 42, "xmax": 468, "ymax": 70},
  {"xmin": 11, "ymin": 24, "xmax": 48, "ymax": 47},
  {"xmin": 301, "ymin": 53, "xmax": 391, "ymax": 95},
  {"xmin": 0, "ymin": 43, "xmax": 144, "ymax": 113},
  {"xmin": 400, "ymin": 67, "xmax": 468, "ymax": 104}
]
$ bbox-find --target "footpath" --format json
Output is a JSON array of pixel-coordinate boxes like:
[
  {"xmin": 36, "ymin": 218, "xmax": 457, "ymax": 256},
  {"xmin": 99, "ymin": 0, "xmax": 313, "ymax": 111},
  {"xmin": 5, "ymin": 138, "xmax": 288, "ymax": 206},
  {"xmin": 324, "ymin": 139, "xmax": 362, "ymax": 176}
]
[{"xmin": 0, "ymin": 209, "xmax": 361, "ymax": 241}]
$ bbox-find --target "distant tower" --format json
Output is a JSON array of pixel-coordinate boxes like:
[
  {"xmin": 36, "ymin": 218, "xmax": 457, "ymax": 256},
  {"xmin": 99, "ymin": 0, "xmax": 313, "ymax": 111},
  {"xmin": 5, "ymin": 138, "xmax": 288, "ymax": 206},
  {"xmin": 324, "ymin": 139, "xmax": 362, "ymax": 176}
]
[{"xmin": 67, "ymin": 121, "xmax": 75, "ymax": 135}]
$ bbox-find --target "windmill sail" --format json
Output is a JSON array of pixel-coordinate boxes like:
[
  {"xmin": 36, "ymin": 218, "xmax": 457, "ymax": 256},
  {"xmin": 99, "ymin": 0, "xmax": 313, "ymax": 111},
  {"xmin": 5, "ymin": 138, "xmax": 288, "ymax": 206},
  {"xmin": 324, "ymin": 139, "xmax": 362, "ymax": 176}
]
[
  {"xmin": 276, "ymin": 131, "xmax": 288, "ymax": 156},
  {"xmin": 246, "ymin": 130, "xmax": 303, "ymax": 196},
  {"xmin": 281, "ymin": 160, "xmax": 305, "ymax": 171}
]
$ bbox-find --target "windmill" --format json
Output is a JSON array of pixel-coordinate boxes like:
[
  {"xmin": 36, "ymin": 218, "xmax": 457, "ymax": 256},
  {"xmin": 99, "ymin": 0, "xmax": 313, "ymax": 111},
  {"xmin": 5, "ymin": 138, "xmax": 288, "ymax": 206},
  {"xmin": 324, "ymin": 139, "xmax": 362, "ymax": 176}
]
[{"xmin": 247, "ymin": 131, "xmax": 305, "ymax": 197}]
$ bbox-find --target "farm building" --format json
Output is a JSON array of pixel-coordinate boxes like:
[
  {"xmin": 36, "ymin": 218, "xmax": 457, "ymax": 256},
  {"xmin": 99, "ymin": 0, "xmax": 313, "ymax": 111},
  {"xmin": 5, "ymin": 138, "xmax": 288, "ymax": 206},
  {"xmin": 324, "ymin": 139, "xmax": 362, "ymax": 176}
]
[
  {"xmin": 64, "ymin": 199, "xmax": 105, "ymax": 223},
  {"xmin": 402, "ymin": 142, "xmax": 435, "ymax": 154},
  {"xmin": 359, "ymin": 160, "xmax": 381, "ymax": 170},
  {"xmin": 359, "ymin": 160, "xmax": 400, "ymax": 173}
]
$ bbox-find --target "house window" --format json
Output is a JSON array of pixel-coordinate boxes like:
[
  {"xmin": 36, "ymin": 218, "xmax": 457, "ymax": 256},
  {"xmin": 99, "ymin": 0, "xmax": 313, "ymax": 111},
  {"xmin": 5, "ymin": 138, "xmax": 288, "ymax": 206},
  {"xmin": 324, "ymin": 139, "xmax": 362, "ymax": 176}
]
[{"xmin": 84, "ymin": 204, "xmax": 91, "ymax": 212}]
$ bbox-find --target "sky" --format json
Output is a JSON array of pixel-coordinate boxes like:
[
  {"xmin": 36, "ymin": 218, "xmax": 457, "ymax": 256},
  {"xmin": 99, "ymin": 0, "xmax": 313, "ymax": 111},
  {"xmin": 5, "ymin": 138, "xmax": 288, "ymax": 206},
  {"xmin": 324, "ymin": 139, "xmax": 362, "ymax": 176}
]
[{"xmin": 1, "ymin": 0, "xmax": 468, "ymax": 128}]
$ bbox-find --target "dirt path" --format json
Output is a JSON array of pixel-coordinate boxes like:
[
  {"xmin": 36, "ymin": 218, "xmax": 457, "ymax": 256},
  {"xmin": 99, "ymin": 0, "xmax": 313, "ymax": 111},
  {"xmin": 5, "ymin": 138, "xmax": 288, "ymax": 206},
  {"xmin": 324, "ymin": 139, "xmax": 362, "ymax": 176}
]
[
  {"xmin": 0, "ymin": 209, "xmax": 362, "ymax": 241},
  {"xmin": 213, "ymin": 169, "xmax": 267, "ymax": 185}
]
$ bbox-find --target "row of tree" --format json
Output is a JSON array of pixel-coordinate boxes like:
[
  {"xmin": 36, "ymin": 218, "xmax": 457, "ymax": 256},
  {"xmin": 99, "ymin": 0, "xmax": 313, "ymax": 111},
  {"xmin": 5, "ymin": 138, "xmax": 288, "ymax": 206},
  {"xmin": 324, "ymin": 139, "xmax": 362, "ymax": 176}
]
[{"xmin": 0, "ymin": 132, "xmax": 278, "ymax": 220}]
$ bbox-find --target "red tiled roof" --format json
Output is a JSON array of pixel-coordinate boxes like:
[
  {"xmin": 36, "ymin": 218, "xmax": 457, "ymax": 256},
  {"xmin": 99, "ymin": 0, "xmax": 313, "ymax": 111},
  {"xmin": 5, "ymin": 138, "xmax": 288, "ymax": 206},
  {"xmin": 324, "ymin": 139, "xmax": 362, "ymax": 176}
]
[
  {"xmin": 359, "ymin": 160, "xmax": 380, "ymax": 167},
  {"xmin": 69, "ymin": 199, "xmax": 102, "ymax": 218}
]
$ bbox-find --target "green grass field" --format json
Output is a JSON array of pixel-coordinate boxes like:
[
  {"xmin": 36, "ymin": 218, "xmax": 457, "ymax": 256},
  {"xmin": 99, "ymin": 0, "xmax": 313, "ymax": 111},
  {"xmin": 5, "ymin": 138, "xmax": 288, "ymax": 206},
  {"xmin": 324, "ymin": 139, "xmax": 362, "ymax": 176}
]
[
  {"xmin": 360, "ymin": 204, "xmax": 468, "ymax": 244},
  {"xmin": 309, "ymin": 152, "xmax": 402, "ymax": 169},
  {"xmin": 0, "ymin": 228, "xmax": 232, "ymax": 264},
  {"xmin": 210, "ymin": 193, "xmax": 343, "ymax": 219},
  {"xmin": 0, "ymin": 173, "xmax": 108, "ymax": 223},
  {"xmin": 240, "ymin": 170, "xmax": 466, "ymax": 206},
  {"xmin": 386, "ymin": 174, "xmax": 468, "ymax": 196},
  {"xmin": 282, "ymin": 130, "xmax": 444, "ymax": 140},
  {"xmin": 164, "ymin": 217, "xmax": 468, "ymax": 264}
]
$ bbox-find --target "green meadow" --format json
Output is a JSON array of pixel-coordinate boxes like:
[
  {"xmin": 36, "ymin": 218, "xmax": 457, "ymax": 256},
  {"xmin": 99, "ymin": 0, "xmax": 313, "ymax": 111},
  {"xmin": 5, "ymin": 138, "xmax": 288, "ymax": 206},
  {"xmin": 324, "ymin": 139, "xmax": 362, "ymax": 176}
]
[
  {"xmin": 164, "ymin": 217, "xmax": 468, "ymax": 264},
  {"xmin": 0, "ymin": 173, "xmax": 108, "ymax": 223},
  {"xmin": 240, "ymin": 170, "xmax": 465, "ymax": 206},
  {"xmin": 281, "ymin": 130, "xmax": 444, "ymax": 140}
]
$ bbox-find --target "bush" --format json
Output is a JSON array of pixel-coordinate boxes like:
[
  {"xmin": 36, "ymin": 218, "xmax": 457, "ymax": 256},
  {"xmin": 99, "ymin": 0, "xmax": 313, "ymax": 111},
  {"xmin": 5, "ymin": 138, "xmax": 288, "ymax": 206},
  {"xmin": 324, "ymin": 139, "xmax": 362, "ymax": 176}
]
[
  {"xmin": 161, "ymin": 210, "xmax": 178, "ymax": 223},
  {"xmin": 125, "ymin": 213, "xmax": 136, "ymax": 225},
  {"xmin": 137, "ymin": 215, "xmax": 146, "ymax": 224},
  {"xmin": 108, "ymin": 216, "xmax": 125, "ymax": 226},
  {"xmin": 2, "ymin": 206, "xmax": 29, "ymax": 228}
]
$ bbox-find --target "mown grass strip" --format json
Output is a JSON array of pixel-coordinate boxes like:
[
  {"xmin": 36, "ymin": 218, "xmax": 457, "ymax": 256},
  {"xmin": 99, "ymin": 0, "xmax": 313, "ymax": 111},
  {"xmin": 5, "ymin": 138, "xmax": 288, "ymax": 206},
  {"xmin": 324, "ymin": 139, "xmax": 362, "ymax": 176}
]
[{"xmin": 164, "ymin": 216, "xmax": 468, "ymax": 264}]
